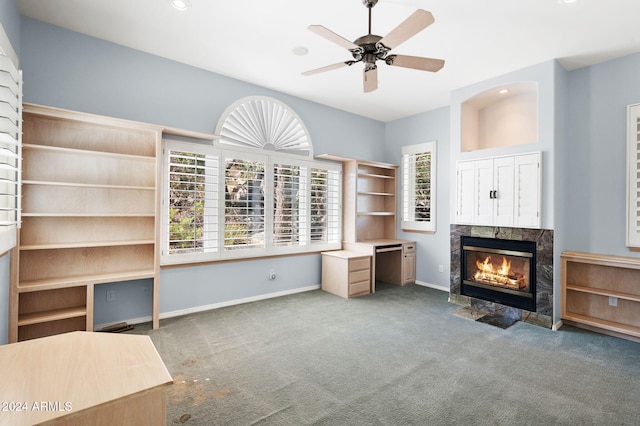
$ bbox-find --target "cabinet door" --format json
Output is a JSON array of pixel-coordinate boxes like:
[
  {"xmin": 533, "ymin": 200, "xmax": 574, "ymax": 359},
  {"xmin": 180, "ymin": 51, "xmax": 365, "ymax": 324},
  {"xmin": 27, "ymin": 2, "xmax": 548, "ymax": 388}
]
[
  {"xmin": 403, "ymin": 253, "xmax": 416, "ymax": 284},
  {"xmin": 455, "ymin": 161, "xmax": 475, "ymax": 224},
  {"xmin": 493, "ymin": 156, "xmax": 515, "ymax": 227},
  {"xmin": 474, "ymin": 159, "xmax": 495, "ymax": 225},
  {"xmin": 513, "ymin": 153, "xmax": 541, "ymax": 228}
]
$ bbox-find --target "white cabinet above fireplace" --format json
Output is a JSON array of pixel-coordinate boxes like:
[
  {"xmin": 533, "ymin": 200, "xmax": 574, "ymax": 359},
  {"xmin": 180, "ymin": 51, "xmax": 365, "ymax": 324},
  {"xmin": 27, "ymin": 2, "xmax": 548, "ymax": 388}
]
[{"xmin": 455, "ymin": 152, "xmax": 541, "ymax": 228}]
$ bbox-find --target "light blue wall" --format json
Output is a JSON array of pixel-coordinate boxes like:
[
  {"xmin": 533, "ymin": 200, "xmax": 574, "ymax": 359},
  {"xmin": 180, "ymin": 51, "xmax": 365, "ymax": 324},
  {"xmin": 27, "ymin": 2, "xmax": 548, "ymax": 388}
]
[
  {"xmin": 0, "ymin": 0, "xmax": 21, "ymax": 345},
  {"xmin": 19, "ymin": 17, "xmax": 386, "ymax": 326},
  {"xmin": 0, "ymin": 0, "xmax": 20, "ymax": 58},
  {"xmin": 565, "ymin": 52, "xmax": 640, "ymax": 257},
  {"xmin": 385, "ymin": 106, "xmax": 451, "ymax": 289}
]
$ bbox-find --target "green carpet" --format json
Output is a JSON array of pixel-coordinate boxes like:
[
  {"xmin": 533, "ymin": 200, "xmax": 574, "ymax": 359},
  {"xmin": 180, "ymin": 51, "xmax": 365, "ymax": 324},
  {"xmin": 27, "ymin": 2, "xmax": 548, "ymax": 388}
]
[{"xmin": 130, "ymin": 283, "xmax": 640, "ymax": 425}]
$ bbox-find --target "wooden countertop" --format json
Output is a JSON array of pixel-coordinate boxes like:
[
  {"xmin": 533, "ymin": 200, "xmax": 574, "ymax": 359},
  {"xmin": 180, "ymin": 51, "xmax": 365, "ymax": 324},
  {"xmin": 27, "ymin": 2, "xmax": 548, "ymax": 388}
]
[{"xmin": 0, "ymin": 331, "xmax": 173, "ymax": 425}]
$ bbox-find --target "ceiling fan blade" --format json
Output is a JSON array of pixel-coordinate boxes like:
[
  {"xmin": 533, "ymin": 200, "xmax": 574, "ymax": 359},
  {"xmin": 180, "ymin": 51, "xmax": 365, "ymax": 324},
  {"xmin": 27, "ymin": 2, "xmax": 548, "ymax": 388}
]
[
  {"xmin": 302, "ymin": 61, "xmax": 351, "ymax": 76},
  {"xmin": 308, "ymin": 25, "xmax": 362, "ymax": 52},
  {"xmin": 378, "ymin": 9, "xmax": 435, "ymax": 50},
  {"xmin": 363, "ymin": 66, "xmax": 378, "ymax": 93},
  {"xmin": 386, "ymin": 54, "xmax": 444, "ymax": 72}
]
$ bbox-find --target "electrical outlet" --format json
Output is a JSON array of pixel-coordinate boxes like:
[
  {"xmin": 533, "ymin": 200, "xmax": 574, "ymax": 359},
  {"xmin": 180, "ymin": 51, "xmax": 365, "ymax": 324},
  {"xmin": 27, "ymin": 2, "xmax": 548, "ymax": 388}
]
[
  {"xmin": 438, "ymin": 264, "xmax": 444, "ymax": 273},
  {"xmin": 608, "ymin": 296, "xmax": 618, "ymax": 307},
  {"xmin": 106, "ymin": 290, "xmax": 115, "ymax": 302}
]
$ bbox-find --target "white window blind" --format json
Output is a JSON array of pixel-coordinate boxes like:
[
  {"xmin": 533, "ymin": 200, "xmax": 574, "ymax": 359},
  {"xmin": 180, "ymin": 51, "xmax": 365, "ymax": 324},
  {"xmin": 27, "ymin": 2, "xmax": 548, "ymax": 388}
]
[
  {"xmin": 273, "ymin": 162, "xmax": 307, "ymax": 247},
  {"xmin": 0, "ymin": 53, "xmax": 21, "ymax": 253},
  {"xmin": 224, "ymin": 156, "xmax": 266, "ymax": 251},
  {"xmin": 311, "ymin": 167, "xmax": 341, "ymax": 245},
  {"xmin": 627, "ymin": 104, "xmax": 640, "ymax": 247},
  {"xmin": 402, "ymin": 141, "xmax": 436, "ymax": 232},
  {"xmin": 164, "ymin": 141, "xmax": 219, "ymax": 263}
]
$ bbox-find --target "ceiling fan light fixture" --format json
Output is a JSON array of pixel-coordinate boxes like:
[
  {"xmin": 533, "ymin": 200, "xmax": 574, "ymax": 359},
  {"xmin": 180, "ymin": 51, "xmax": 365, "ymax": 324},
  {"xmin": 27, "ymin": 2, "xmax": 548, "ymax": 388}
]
[{"xmin": 170, "ymin": 0, "xmax": 191, "ymax": 11}]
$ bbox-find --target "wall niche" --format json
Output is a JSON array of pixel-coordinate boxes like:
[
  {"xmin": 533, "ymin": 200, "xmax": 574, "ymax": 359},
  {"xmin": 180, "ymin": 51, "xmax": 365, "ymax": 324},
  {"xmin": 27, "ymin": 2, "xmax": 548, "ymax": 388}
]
[{"xmin": 461, "ymin": 82, "xmax": 538, "ymax": 152}]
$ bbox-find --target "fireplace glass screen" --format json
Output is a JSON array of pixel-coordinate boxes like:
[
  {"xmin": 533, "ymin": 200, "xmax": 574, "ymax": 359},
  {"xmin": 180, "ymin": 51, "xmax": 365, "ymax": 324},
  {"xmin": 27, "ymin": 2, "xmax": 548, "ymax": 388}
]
[
  {"xmin": 461, "ymin": 236, "xmax": 536, "ymax": 311},
  {"xmin": 464, "ymin": 247, "xmax": 531, "ymax": 296}
]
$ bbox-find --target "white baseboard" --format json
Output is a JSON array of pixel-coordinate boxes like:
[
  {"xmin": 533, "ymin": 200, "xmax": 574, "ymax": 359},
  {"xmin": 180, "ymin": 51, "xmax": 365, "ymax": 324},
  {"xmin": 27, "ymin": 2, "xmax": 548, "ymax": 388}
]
[
  {"xmin": 552, "ymin": 320, "xmax": 563, "ymax": 331},
  {"xmin": 415, "ymin": 280, "xmax": 450, "ymax": 292},
  {"xmin": 95, "ymin": 285, "xmax": 321, "ymax": 330}
]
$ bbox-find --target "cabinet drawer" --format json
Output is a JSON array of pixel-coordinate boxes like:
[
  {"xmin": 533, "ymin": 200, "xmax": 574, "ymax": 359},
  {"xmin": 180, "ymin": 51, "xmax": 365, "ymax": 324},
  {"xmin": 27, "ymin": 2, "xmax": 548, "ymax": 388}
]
[
  {"xmin": 349, "ymin": 269, "xmax": 370, "ymax": 283},
  {"xmin": 349, "ymin": 280, "xmax": 370, "ymax": 296},
  {"xmin": 349, "ymin": 257, "xmax": 370, "ymax": 272},
  {"xmin": 403, "ymin": 243, "xmax": 416, "ymax": 253}
]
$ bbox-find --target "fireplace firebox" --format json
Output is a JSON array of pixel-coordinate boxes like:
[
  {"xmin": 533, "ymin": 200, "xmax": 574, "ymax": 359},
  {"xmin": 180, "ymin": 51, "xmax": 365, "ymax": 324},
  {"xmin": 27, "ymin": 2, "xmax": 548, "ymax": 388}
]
[{"xmin": 461, "ymin": 236, "xmax": 536, "ymax": 311}]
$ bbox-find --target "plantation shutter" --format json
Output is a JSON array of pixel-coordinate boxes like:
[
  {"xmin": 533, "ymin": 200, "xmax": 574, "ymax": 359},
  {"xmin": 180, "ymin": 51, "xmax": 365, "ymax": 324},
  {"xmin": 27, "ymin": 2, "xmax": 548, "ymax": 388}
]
[
  {"xmin": 310, "ymin": 167, "xmax": 341, "ymax": 245},
  {"xmin": 401, "ymin": 142, "xmax": 436, "ymax": 232},
  {"xmin": 166, "ymin": 143, "xmax": 219, "ymax": 258},
  {"xmin": 224, "ymin": 156, "xmax": 266, "ymax": 250},
  {"xmin": 627, "ymin": 104, "xmax": 640, "ymax": 247},
  {"xmin": 273, "ymin": 162, "xmax": 307, "ymax": 247},
  {"xmin": 0, "ymin": 53, "xmax": 21, "ymax": 252}
]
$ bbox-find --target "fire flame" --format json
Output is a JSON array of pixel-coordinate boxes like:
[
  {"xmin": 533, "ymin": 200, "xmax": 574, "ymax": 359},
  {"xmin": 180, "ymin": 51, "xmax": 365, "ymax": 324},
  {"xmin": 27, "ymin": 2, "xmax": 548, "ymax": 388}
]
[{"xmin": 473, "ymin": 256, "xmax": 525, "ymax": 289}]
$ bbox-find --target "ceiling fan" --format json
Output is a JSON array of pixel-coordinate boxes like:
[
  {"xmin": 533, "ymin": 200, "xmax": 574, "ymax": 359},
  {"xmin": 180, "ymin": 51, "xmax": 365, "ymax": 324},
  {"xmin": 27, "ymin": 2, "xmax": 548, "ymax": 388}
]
[{"xmin": 302, "ymin": 0, "xmax": 445, "ymax": 93}]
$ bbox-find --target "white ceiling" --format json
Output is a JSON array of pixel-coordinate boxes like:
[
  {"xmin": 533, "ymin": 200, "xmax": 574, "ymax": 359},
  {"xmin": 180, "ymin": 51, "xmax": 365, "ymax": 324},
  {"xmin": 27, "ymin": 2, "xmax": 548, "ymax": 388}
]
[{"xmin": 17, "ymin": 0, "xmax": 640, "ymax": 122}]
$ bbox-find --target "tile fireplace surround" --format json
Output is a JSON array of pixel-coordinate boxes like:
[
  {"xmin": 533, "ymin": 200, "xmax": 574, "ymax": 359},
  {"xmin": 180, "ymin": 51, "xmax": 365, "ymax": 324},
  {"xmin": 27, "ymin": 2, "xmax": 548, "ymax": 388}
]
[{"xmin": 450, "ymin": 225, "xmax": 554, "ymax": 328}]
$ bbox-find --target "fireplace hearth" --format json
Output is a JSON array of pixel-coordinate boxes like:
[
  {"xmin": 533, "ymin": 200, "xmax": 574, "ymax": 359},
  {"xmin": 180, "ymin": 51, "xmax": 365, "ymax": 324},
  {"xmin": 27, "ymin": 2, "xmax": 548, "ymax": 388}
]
[{"xmin": 461, "ymin": 236, "xmax": 536, "ymax": 311}]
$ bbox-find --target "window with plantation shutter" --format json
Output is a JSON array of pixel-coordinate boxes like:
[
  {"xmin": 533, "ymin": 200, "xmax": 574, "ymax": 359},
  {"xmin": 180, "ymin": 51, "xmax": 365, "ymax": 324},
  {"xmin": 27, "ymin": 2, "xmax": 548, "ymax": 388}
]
[
  {"xmin": 273, "ymin": 162, "xmax": 307, "ymax": 247},
  {"xmin": 163, "ymin": 140, "xmax": 219, "ymax": 263},
  {"xmin": 0, "ymin": 53, "xmax": 21, "ymax": 253},
  {"xmin": 311, "ymin": 167, "xmax": 341, "ymax": 245},
  {"xmin": 627, "ymin": 104, "xmax": 640, "ymax": 247},
  {"xmin": 224, "ymin": 156, "xmax": 266, "ymax": 251},
  {"xmin": 402, "ymin": 141, "xmax": 436, "ymax": 232},
  {"xmin": 162, "ymin": 96, "xmax": 342, "ymax": 265}
]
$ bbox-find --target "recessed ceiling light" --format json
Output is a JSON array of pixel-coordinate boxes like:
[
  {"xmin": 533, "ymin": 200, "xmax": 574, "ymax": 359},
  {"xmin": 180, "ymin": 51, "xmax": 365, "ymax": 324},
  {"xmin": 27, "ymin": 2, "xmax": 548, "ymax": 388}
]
[
  {"xmin": 558, "ymin": 0, "xmax": 577, "ymax": 4},
  {"xmin": 292, "ymin": 46, "xmax": 309, "ymax": 56},
  {"xmin": 499, "ymin": 89, "xmax": 509, "ymax": 94},
  {"xmin": 170, "ymin": 0, "xmax": 191, "ymax": 11}
]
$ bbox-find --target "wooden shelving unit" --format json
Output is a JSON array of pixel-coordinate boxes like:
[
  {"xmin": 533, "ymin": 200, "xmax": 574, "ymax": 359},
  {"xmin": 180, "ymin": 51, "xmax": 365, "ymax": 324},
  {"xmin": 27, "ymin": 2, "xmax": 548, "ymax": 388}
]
[
  {"xmin": 317, "ymin": 155, "xmax": 398, "ymax": 243},
  {"xmin": 561, "ymin": 251, "xmax": 640, "ymax": 342},
  {"xmin": 9, "ymin": 104, "xmax": 162, "ymax": 342}
]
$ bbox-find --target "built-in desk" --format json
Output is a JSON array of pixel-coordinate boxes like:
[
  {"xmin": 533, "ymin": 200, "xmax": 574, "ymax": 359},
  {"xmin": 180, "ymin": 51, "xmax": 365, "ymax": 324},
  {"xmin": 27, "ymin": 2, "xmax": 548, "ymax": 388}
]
[
  {"xmin": 0, "ymin": 331, "xmax": 173, "ymax": 425},
  {"xmin": 344, "ymin": 239, "xmax": 416, "ymax": 293}
]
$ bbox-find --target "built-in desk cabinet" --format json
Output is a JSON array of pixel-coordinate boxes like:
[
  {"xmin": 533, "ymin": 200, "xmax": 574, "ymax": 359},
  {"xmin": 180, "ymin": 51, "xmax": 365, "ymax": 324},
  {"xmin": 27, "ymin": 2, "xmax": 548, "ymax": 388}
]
[
  {"xmin": 321, "ymin": 251, "xmax": 372, "ymax": 298},
  {"xmin": 9, "ymin": 104, "xmax": 162, "ymax": 342},
  {"xmin": 561, "ymin": 251, "xmax": 640, "ymax": 341},
  {"xmin": 402, "ymin": 241, "xmax": 416, "ymax": 285}
]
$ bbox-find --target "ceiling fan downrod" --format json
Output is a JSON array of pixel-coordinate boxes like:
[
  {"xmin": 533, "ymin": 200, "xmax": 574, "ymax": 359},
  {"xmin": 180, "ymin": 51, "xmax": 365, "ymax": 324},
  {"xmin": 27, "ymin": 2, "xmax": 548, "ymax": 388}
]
[{"xmin": 363, "ymin": 0, "xmax": 378, "ymax": 34}]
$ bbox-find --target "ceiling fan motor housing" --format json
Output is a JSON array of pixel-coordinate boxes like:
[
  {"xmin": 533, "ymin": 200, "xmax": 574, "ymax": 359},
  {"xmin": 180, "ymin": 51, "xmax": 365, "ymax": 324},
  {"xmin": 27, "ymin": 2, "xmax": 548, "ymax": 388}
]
[
  {"xmin": 352, "ymin": 34, "xmax": 389, "ymax": 63},
  {"xmin": 362, "ymin": 0, "xmax": 378, "ymax": 8}
]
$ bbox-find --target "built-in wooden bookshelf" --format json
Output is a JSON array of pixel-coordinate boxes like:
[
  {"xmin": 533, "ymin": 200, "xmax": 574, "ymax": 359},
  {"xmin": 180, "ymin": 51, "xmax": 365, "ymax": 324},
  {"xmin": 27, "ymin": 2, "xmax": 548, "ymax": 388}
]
[
  {"xmin": 317, "ymin": 155, "xmax": 398, "ymax": 243},
  {"xmin": 9, "ymin": 104, "xmax": 162, "ymax": 342},
  {"xmin": 561, "ymin": 251, "xmax": 640, "ymax": 342}
]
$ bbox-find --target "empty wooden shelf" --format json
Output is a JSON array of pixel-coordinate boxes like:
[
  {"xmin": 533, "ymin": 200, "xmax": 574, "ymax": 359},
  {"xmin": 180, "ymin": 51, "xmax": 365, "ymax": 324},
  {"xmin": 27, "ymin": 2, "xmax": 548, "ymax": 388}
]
[
  {"xmin": 561, "ymin": 251, "xmax": 640, "ymax": 341},
  {"xmin": 9, "ymin": 104, "xmax": 162, "ymax": 342}
]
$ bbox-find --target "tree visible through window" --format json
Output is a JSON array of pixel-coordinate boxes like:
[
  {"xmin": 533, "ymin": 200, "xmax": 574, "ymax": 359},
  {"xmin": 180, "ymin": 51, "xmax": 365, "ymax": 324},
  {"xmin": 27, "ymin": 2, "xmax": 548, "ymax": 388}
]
[
  {"xmin": 167, "ymin": 145, "xmax": 218, "ymax": 255},
  {"xmin": 162, "ymin": 141, "xmax": 341, "ymax": 264},
  {"xmin": 402, "ymin": 141, "xmax": 436, "ymax": 232},
  {"xmin": 224, "ymin": 157, "xmax": 265, "ymax": 250}
]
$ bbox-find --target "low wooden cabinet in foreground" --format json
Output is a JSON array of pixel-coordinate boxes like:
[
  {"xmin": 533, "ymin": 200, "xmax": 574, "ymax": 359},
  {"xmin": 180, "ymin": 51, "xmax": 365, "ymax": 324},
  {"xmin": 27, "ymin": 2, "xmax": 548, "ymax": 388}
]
[
  {"xmin": 561, "ymin": 251, "xmax": 640, "ymax": 341},
  {"xmin": 0, "ymin": 331, "xmax": 172, "ymax": 425}
]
